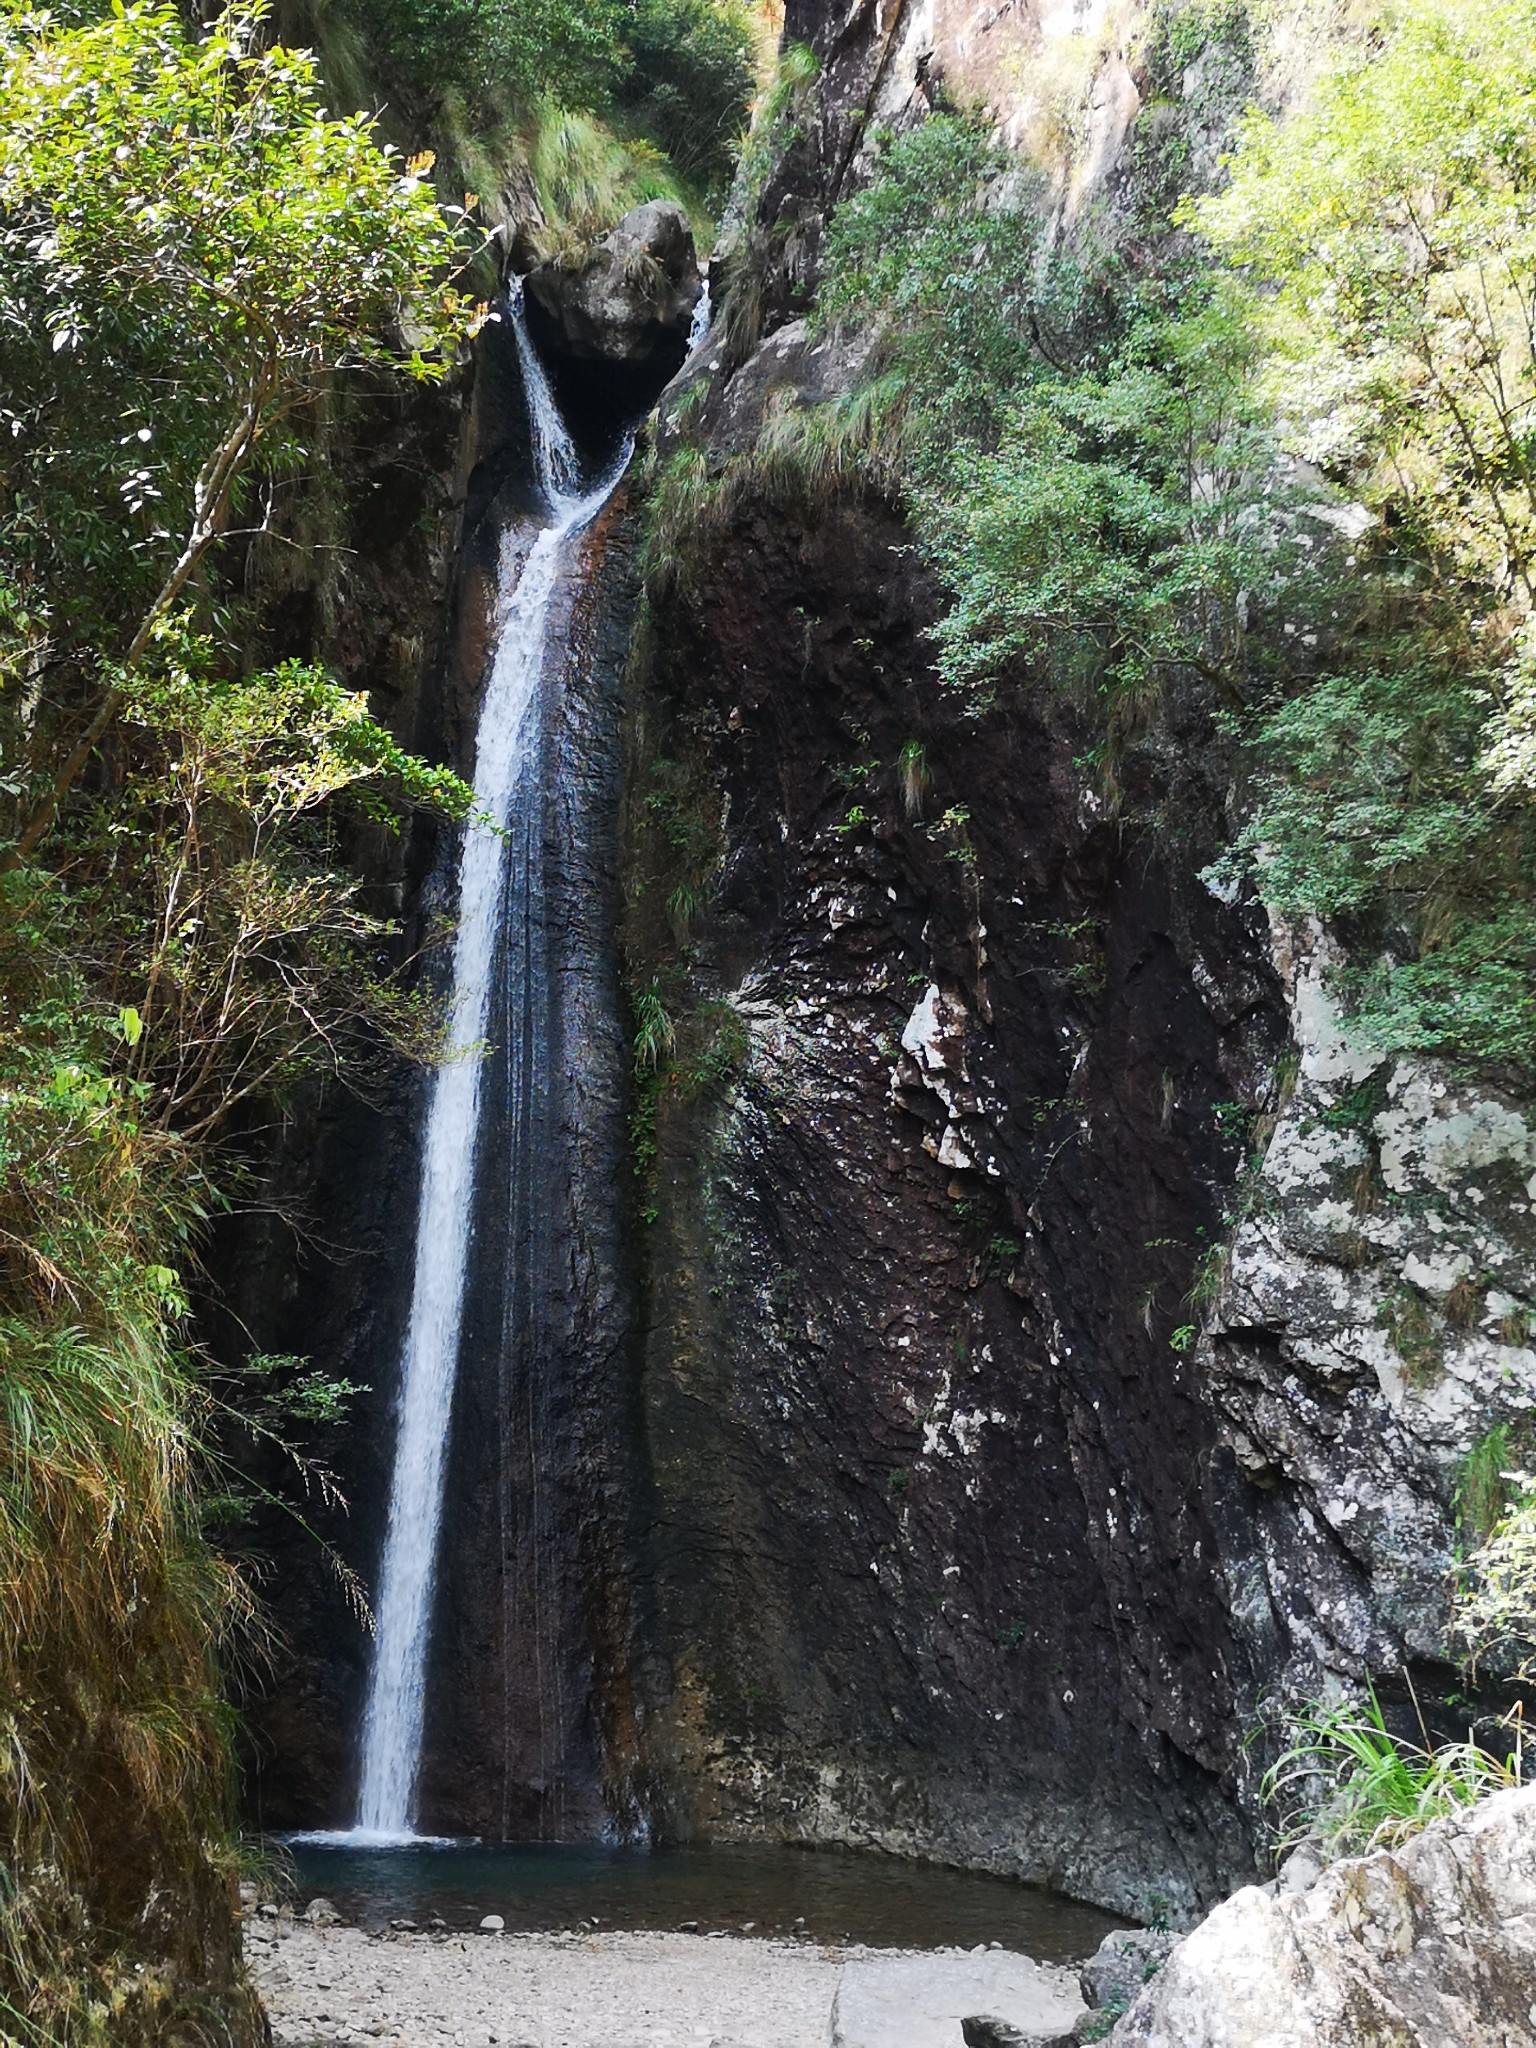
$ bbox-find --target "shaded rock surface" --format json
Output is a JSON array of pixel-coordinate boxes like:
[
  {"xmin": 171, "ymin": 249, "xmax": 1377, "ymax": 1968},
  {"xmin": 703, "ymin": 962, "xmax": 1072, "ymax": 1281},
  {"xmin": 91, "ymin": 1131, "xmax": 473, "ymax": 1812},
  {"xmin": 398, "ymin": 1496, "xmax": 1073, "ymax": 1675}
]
[
  {"xmin": 1079, "ymin": 1930, "xmax": 1176, "ymax": 2015},
  {"xmin": 1111, "ymin": 1785, "xmax": 1536, "ymax": 2047},
  {"xmin": 621, "ymin": 480, "xmax": 1287, "ymax": 1916},
  {"xmin": 529, "ymin": 202, "xmax": 700, "ymax": 365},
  {"xmin": 1203, "ymin": 924, "xmax": 1536, "ymax": 1727}
]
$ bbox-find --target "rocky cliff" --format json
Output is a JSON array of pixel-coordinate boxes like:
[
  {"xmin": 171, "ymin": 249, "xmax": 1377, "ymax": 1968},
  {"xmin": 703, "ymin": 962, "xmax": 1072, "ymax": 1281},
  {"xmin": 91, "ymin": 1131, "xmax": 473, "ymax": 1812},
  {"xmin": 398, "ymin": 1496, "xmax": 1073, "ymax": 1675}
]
[
  {"xmin": 612, "ymin": 0, "xmax": 1536, "ymax": 1918},
  {"xmin": 231, "ymin": 0, "xmax": 1536, "ymax": 1930}
]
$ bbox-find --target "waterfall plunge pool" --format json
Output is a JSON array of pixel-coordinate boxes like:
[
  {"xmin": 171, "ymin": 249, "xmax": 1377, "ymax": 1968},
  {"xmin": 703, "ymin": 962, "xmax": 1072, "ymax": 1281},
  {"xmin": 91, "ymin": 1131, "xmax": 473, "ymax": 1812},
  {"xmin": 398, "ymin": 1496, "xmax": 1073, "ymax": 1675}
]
[{"xmin": 281, "ymin": 1839, "xmax": 1127, "ymax": 1960}]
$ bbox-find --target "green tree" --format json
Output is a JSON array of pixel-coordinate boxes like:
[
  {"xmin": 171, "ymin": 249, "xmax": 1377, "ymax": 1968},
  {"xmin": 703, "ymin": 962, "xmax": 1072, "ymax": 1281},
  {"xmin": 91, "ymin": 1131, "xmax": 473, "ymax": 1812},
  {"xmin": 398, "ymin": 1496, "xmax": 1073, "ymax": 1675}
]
[
  {"xmin": 0, "ymin": 0, "xmax": 473, "ymax": 868},
  {"xmin": 0, "ymin": 3, "xmax": 477, "ymax": 2033},
  {"xmin": 1198, "ymin": 0, "xmax": 1536, "ymax": 1069}
]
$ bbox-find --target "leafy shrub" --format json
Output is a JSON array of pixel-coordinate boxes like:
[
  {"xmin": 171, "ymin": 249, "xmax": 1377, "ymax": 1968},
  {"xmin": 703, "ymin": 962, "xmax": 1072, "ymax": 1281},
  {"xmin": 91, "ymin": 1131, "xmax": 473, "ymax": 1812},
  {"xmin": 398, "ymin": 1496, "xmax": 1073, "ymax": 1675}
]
[
  {"xmin": 793, "ymin": 8, "xmax": 1536, "ymax": 1074},
  {"xmin": 324, "ymin": 0, "xmax": 755, "ymax": 193},
  {"xmin": 815, "ymin": 116, "xmax": 1291, "ymax": 714},
  {"xmin": 1458, "ymin": 1422, "xmax": 1536, "ymax": 1680},
  {"xmin": 1195, "ymin": 0, "xmax": 1536, "ymax": 1071},
  {"xmin": 0, "ymin": 2, "xmax": 474, "ymax": 2031},
  {"xmin": 335, "ymin": 0, "xmax": 631, "ymax": 115},
  {"xmin": 1457, "ymin": 1420, "xmax": 1536, "ymax": 1546},
  {"xmin": 613, "ymin": 0, "xmax": 756, "ymax": 197}
]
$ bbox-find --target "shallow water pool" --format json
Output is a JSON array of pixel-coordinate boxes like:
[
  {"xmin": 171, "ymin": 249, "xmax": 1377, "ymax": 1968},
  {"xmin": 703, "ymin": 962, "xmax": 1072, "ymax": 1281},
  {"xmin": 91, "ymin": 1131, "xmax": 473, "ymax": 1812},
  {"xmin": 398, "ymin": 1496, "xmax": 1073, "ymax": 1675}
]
[{"xmin": 284, "ymin": 1839, "xmax": 1126, "ymax": 1961}]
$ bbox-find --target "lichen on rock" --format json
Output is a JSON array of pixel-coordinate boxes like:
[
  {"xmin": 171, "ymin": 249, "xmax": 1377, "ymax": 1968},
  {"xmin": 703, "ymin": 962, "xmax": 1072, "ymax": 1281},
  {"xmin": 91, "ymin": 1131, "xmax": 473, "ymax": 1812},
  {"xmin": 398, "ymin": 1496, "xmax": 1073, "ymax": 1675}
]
[{"xmin": 1111, "ymin": 1783, "xmax": 1536, "ymax": 2047}]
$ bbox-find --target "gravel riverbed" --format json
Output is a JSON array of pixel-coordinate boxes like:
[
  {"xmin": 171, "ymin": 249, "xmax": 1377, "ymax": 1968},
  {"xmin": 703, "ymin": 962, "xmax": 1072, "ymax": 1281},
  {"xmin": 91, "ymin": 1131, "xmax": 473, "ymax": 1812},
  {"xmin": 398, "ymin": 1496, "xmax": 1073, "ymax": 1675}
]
[
  {"xmin": 249, "ymin": 1921, "xmax": 851, "ymax": 2048},
  {"xmin": 246, "ymin": 1919, "xmax": 1086, "ymax": 2048}
]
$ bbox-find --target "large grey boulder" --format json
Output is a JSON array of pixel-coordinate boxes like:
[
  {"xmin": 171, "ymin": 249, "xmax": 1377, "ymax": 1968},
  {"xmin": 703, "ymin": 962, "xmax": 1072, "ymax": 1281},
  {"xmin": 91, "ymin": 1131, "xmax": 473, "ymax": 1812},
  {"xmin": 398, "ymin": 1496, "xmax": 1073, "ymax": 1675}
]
[
  {"xmin": 1112, "ymin": 1784, "xmax": 1536, "ymax": 2046},
  {"xmin": 527, "ymin": 201, "xmax": 700, "ymax": 363}
]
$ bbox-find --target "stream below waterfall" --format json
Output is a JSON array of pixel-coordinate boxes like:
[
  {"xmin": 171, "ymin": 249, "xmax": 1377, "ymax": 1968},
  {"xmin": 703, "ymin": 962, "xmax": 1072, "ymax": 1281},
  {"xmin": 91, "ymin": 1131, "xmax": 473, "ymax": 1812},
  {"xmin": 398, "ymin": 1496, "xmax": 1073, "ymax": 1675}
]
[{"xmin": 286, "ymin": 1841, "xmax": 1125, "ymax": 1959}]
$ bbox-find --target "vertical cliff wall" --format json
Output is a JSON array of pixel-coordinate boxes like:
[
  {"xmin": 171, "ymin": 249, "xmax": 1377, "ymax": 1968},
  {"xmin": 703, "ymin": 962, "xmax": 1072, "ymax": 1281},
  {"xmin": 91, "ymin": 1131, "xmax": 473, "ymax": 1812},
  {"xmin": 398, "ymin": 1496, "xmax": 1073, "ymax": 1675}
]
[
  {"xmin": 614, "ymin": 0, "xmax": 1536, "ymax": 1917},
  {"xmin": 225, "ymin": 0, "xmax": 1536, "ymax": 1923},
  {"xmin": 619, "ymin": 463, "xmax": 1287, "ymax": 1918}
]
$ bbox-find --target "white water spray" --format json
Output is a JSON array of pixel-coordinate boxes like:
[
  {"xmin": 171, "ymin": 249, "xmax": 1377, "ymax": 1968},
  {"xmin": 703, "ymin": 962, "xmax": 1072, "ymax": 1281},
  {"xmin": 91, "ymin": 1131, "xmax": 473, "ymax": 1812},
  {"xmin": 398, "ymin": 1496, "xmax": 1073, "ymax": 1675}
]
[
  {"xmin": 687, "ymin": 278, "xmax": 712, "ymax": 352},
  {"xmin": 342, "ymin": 291, "xmax": 616, "ymax": 1844}
]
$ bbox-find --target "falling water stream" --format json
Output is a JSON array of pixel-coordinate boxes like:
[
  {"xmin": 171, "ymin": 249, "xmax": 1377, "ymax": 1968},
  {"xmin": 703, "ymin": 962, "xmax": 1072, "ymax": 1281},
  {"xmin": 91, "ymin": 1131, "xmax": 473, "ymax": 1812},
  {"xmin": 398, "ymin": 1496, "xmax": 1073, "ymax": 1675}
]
[{"xmin": 345, "ymin": 291, "xmax": 622, "ymax": 1843}]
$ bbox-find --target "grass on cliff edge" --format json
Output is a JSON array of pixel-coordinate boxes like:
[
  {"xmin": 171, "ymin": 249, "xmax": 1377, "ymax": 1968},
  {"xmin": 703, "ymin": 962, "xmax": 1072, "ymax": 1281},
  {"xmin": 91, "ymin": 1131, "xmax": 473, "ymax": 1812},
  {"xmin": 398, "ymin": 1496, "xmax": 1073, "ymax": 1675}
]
[{"xmin": 1261, "ymin": 1682, "xmax": 1526, "ymax": 1864}]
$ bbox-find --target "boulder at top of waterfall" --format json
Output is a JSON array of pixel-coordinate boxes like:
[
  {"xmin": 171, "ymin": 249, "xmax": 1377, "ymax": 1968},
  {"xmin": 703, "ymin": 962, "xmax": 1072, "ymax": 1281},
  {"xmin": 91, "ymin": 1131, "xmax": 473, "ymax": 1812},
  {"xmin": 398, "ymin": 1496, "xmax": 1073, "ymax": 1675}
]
[
  {"xmin": 527, "ymin": 201, "xmax": 700, "ymax": 364},
  {"xmin": 1111, "ymin": 1783, "xmax": 1536, "ymax": 2047}
]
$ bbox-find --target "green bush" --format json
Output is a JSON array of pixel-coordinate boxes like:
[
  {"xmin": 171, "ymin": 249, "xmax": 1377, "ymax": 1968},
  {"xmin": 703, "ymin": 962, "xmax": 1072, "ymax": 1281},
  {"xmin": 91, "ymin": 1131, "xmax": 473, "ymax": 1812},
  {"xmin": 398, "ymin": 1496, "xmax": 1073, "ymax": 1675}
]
[
  {"xmin": 1196, "ymin": 0, "xmax": 1536, "ymax": 1072},
  {"xmin": 328, "ymin": 0, "xmax": 755, "ymax": 186},
  {"xmin": 815, "ymin": 116, "xmax": 1289, "ymax": 713},
  {"xmin": 336, "ymin": 0, "xmax": 630, "ymax": 114},
  {"xmin": 0, "ymin": 2, "xmax": 473, "ymax": 2031},
  {"xmin": 795, "ymin": 7, "xmax": 1536, "ymax": 1075},
  {"xmin": 613, "ymin": 0, "xmax": 756, "ymax": 197}
]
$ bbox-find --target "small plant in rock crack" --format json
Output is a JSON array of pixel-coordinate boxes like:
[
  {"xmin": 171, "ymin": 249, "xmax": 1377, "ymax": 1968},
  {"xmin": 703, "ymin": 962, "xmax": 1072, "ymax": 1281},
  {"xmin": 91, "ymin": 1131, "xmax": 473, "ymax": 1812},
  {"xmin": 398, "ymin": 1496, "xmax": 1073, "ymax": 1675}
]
[
  {"xmin": 1186, "ymin": 1243, "xmax": 1230, "ymax": 1309},
  {"xmin": 1212, "ymin": 1099, "xmax": 1259, "ymax": 1143},
  {"xmin": 1261, "ymin": 1681, "xmax": 1523, "ymax": 1861},
  {"xmin": 632, "ymin": 979, "xmax": 676, "ymax": 1073},
  {"xmin": 898, "ymin": 740, "xmax": 930, "ymax": 820},
  {"xmin": 1378, "ymin": 1288, "xmax": 1444, "ymax": 1389},
  {"xmin": 666, "ymin": 879, "xmax": 702, "ymax": 941},
  {"xmin": 1079, "ymin": 1993, "xmax": 1130, "ymax": 2042},
  {"xmin": 1455, "ymin": 1419, "xmax": 1536, "ymax": 1546}
]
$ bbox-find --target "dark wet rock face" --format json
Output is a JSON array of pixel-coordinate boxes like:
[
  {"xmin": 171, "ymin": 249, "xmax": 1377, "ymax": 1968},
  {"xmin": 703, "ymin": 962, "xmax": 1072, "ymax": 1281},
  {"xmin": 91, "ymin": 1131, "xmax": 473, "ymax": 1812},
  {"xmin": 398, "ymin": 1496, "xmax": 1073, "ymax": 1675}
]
[
  {"xmin": 620, "ymin": 491, "xmax": 1288, "ymax": 1917},
  {"xmin": 529, "ymin": 201, "xmax": 701, "ymax": 367}
]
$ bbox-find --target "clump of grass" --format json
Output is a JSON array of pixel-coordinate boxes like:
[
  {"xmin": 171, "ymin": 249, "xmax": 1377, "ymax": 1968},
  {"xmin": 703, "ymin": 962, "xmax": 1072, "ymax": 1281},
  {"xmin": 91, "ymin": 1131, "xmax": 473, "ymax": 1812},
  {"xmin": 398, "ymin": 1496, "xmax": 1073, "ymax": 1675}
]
[
  {"xmin": 528, "ymin": 105, "xmax": 697, "ymax": 259},
  {"xmin": 1378, "ymin": 1287, "xmax": 1443, "ymax": 1389},
  {"xmin": 642, "ymin": 371, "xmax": 911, "ymax": 599},
  {"xmin": 632, "ymin": 978, "xmax": 677, "ymax": 1073},
  {"xmin": 1456, "ymin": 1419, "xmax": 1536, "ymax": 1546},
  {"xmin": 1261, "ymin": 1682, "xmax": 1523, "ymax": 1862},
  {"xmin": 897, "ymin": 740, "xmax": 930, "ymax": 820},
  {"xmin": 1457, "ymin": 1421, "xmax": 1536, "ymax": 1681},
  {"xmin": 712, "ymin": 40, "xmax": 820, "ymax": 365}
]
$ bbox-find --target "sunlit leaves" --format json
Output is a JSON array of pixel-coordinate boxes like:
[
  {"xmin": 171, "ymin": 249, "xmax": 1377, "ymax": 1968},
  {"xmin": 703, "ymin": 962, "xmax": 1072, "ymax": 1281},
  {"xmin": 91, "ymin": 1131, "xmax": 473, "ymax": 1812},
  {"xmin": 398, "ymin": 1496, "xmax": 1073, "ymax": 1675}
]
[
  {"xmin": 0, "ymin": 0, "xmax": 474, "ymax": 673},
  {"xmin": 1199, "ymin": 0, "xmax": 1536, "ymax": 607}
]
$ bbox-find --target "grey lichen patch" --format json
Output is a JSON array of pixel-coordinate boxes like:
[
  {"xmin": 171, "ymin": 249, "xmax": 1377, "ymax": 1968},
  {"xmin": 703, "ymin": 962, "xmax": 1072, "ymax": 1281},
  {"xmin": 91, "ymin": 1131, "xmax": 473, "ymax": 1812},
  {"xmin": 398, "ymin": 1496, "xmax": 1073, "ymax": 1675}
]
[{"xmin": 1204, "ymin": 921, "xmax": 1536, "ymax": 1718}]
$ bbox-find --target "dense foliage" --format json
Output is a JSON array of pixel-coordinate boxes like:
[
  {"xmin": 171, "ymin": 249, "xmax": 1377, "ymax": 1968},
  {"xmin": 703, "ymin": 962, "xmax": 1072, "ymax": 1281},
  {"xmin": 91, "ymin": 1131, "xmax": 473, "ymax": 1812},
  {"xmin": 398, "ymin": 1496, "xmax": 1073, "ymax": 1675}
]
[
  {"xmin": 817, "ymin": 118, "xmax": 1292, "ymax": 717},
  {"xmin": 1199, "ymin": 0, "xmax": 1536, "ymax": 1067},
  {"xmin": 0, "ymin": 1, "xmax": 477, "ymax": 2035},
  {"xmin": 800, "ymin": 0, "xmax": 1536, "ymax": 1077},
  {"xmin": 326, "ymin": 0, "xmax": 757, "ymax": 198}
]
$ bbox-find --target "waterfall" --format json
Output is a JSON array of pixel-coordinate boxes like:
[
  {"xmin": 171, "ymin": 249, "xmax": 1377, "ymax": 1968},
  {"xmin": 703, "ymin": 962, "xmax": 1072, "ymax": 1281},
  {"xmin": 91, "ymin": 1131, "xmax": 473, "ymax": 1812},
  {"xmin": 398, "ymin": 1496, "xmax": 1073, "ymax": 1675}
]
[
  {"xmin": 510, "ymin": 278, "xmax": 581, "ymax": 505},
  {"xmin": 688, "ymin": 277, "xmax": 712, "ymax": 352},
  {"xmin": 348, "ymin": 291, "xmax": 618, "ymax": 1844}
]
